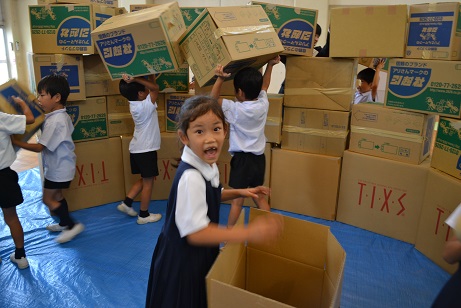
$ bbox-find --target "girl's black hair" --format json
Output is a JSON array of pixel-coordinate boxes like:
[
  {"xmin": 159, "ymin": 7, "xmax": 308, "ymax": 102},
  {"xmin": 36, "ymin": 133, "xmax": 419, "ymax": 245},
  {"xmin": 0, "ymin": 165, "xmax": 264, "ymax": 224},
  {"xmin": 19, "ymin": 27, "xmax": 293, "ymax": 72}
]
[{"xmin": 37, "ymin": 74, "xmax": 71, "ymax": 106}]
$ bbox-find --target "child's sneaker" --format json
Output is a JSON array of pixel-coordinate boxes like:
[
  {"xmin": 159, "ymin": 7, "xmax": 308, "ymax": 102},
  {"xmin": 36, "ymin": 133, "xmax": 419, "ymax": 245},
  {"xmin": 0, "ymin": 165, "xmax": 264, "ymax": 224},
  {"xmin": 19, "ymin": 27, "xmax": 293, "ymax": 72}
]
[
  {"xmin": 137, "ymin": 213, "xmax": 162, "ymax": 225},
  {"xmin": 46, "ymin": 224, "xmax": 68, "ymax": 232},
  {"xmin": 117, "ymin": 202, "xmax": 137, "ymax": 217},
  {"xmin": 55, "ymin": 223, "xmax": 85, "ymax": 244},
  {"xmin": 10, "ymin": 253, "xmax": 29, "ymax": 269}
]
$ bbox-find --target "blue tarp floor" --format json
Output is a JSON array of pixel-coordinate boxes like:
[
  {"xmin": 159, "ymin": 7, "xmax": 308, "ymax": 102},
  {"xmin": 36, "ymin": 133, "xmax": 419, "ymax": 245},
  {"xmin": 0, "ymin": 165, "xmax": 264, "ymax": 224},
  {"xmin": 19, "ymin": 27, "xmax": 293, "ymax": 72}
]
[{"xmin": 0, "ymin": 167, "xmax": 451, "ymax": 307}]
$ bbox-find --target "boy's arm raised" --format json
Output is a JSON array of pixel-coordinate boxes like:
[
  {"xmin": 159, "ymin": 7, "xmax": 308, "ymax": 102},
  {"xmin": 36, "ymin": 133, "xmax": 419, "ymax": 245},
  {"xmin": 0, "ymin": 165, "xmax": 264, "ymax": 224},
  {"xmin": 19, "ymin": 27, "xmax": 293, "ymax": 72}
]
[
  {"xmin": 371, "ymin": 59, "xmax": 384, "ymax": 101},
  {"xmin": 261, "ymin": 55, "xmax": 281, "ymax": 92},
  {"xmin": 210, "ymin": 65, "xmax": 230, "ymax": 105},
  {"xmin": 122, "ymin": 74, "xmax": 159, "ymax": 104}
]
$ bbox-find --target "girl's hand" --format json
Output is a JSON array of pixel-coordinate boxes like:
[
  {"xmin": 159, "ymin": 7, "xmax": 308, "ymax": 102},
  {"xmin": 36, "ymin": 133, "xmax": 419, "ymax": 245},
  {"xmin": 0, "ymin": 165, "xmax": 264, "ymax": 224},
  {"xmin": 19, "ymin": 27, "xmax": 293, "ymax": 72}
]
[{"xmin": 247, "ymin": 214, "xmax": 284, "ymax": 244}]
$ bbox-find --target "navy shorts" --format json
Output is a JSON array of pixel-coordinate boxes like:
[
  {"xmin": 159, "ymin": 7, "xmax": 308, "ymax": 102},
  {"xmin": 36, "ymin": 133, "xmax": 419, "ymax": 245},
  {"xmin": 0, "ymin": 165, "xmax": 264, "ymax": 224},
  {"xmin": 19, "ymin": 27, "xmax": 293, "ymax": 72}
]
[
  {"xmin": 44, "ymin": 179, "xmax": 72, "ymax": 189},
  {"xmin": 228, "ymin": 152, "xmax": 265, "ymax": 189},
  {"xmin": 0, "ymin": 167, "xmax": 24, "ymax": 208},
  {"xmin": 130, "ymin": 151, "xmax": 159, "ymax": 178}
]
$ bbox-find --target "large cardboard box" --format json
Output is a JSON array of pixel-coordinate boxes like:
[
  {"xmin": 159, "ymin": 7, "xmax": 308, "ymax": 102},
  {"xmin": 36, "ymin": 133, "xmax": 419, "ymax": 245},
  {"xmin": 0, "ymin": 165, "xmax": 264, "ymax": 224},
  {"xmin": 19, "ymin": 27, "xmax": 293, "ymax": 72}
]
[
  {"xmin": 66, "ymin": 96, "xmax": 108, "ymax": 142},
  {"xmin": 284, "ymin": 57, "xmax": 357, "ymax": 112},
  {"xmin": 194, "ymin": 79, "xmax": 235, "ymax": 96},
  {"xmin": 385, "ymin": 58, "xmax": 461, "ymax": 119},
  {"xmin": 91, "ymin": 2, "xmax": 186, "ymax": 79},
  {"xmin": 252, "ymin": 2, "xmax": 317, "ymax": 57},
  {"xmin": 431, "ymin": 117, "xmax": 461, "ymax": 180},
  {"xmin": 406, "ymin": 2, "xmax": 461, "ymax": 61},
  {"xmin": 266, "ymin": 94, "xmax": 284, "ymax": 144},
  {"xmin": 106, "ymin": 94, "xmax": 133, "ymax": 137},
  {"xmin": 179, "ymin": 5, "xmax": 284, "ymax": 87},
  {"xmin": 129, "ymin": 4, "xmax": 159, "ymax": 12},
  {"xmin": 337, "ymin": 150, "xmax": 430, "ymax": 244},
  {"xmin": 83, "ymin": 55, "xmax": 120, "ymax": 97},
  {"xmin": 64, "ymin": 137, "xmax": 125, "ymax": 211},
  {"xmin": 156, "ymin": 63, "xmax": 189, "ymax": 93},
  {"xmin": 330, "ymin": 5, "xmax": 408, "ymax": 58},
  {"xmin": 122, "ymin": 133, "xmax": 181, "ymax": 201},
  {"xmin": 270, "ymin": 148, "xmax": 342, "ymax": 220},
  {"xmin": 282, "ymin": 107, "xmax": 349, "ymax": 157},
  {"xmin": 38, "ymin": 0, "xmax": 119, "ymax": 7},
  {"xmin": 218, "ymin": 141, "xmax": 271, "ymax": 207},
  {"xmin": 29, "ymin": 4, "xmax": 116, "ymax": 54},
  {"xmin": 180, "ymin": 7, "xmax": 205, "ymax": 28},
  {"xmin": 207, "ymin": 208, "xmax": 346, "ymax": 308},
  {"xmin": 30, "ymin": 53, "xmax": 86, "ymax": 101},
  {"xmin": 165, "ymin": 93, "xmax": 195, "ymax": 132},
  {"xmin": 0, "ymin": 80, "xmax": 45, "ymax": 142},
  {"xmin": 415, "ymin": 168, "xmax": 461, "ymax": 274},
  {"xmin": 349, "ymin": 103, "xmax": 436, "ymax": 164},
  {"xmin": 157, "ymin": 93, "xmax": 166, "ymax": 133}
]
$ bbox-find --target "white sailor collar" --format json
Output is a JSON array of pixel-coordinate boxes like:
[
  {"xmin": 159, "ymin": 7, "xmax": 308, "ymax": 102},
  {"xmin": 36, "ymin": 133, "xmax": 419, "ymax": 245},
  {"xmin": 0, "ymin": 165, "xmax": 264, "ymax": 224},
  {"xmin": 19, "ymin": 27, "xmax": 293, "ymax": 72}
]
[{"xmin": 181, "ymin": 146, "xmax": 220, "ymax": 188}]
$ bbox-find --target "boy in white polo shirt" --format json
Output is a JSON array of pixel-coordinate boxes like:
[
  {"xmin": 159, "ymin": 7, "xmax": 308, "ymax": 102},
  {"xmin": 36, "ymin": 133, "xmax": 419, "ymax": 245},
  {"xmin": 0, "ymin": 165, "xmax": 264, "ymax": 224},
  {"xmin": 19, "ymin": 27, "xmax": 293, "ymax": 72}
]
[
  {"xmin": 13, "ymin": 75, "xmax": 84, "ymax": 244},
  {"xmin": 0, "ymin": 96, "xmax": 35, "ymax": 268},
  {"xmin": 116, "ymin": 74, "xmax": 162, "ymax": 224},
  {"xmin": 211, "ymin": 56, "xmax": 280, "ymax": 227}
]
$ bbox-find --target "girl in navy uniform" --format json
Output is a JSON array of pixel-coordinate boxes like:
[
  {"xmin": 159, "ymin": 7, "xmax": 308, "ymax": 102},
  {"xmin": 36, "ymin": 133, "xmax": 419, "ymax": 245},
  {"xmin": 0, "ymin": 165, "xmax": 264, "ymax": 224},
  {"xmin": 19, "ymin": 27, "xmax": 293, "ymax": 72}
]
[{"xmin": 145, "ymin": 95, "xmax": 283, "ymax": 308}]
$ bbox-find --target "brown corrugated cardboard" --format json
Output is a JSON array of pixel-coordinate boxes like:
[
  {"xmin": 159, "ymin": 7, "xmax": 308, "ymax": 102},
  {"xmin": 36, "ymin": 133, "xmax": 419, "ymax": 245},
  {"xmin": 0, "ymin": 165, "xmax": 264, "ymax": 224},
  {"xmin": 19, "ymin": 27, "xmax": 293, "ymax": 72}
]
[
  {"xmin": 431, "ymin": 117, "xmax": 461, "ymax": 180},
  {"xmin": 179, "ymin": 5, "xmax": 284, "ymax": 87},
  {"xmin": 337, "ymin": 150, "xmax": 430, "ymax": 244},
  {"xmin": 284, "ymin": 57, "xmax": 357, "ymax": 112},
  {"xmin": 415, "ymin": 168, "xmax": 461, "ymax": 274},
  {"xmin": 38, "ymin": 0, "xmax": 119, "ymax": 7},
  {"xmin": 406, "ymin": 2, "xmax": 461, "ymax": 61},
  {"xmin": 281, "ymin": 107, "xmax": 350, "ymax": 157},
  {"xmin": 30, "ymin": 53, "xmax": 86, "ymax": 101},
  {"xmin": 206, "ymin": 208, "xmax": 346, "ymax": 308},
  {"xmin": 0, "ymin": 80, "xmax": 45, "ymax": 143},
  {"xmin": 194, "ymin": 79, "xmax": 235, "ymax": 96},
  {"xmin": 108, "ymin": 113, "xmax": 133, "ymax": 137},
  {"xmin": 349, "ymin": 103, "xmax": 436, "ymax": 164},
  {"xmin": 91, "ymin": 2, "xmax": 186, "ymax": 79},
  {"xmin": 330, "ymin": 5, "xmax": 408, "ymax": 57},
  {"xmin": 64, "ymin": 137, "xmax": 125, "ymax": 211},
  {"xmin": 121, "ymin": 133, "xmax": 181, "ymax": 201},
  {"xmin": 266, "ymin": 94, "xmax": 284, "ymax": 144},
  {"xmin": 29, "ymin": 4, "xmax": 117, "ymax": 54},
  {"xmin": 66, "ymin": 97, "xmax": 108, "ymax": 142},
  {"xmin": 270, "ymin": 148, "xmax": 341, "ymax": 220},
  {"xmin": 83, "ymin": 55, "xmax": 120, "ymax": 97}
]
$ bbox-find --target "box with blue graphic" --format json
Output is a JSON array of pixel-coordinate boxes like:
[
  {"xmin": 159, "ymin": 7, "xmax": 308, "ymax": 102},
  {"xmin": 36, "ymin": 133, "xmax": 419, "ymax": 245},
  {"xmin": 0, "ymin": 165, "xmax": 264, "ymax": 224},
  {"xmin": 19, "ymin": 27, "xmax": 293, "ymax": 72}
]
[
  {"xmin": 431, "ymin": 117, "xmax": 461, "ymax": 180},
  {"xmin": 406, "ymin": 2, "xmax": 461, "ymax": 61},
  {"xmin": 91, "ymin": 2, "xmax": 186, "ymax": 80},
  {"xmin": 384, "ymin": 58, "xmax": 461, "ymax": 118},
  {"xmin": 29, "ymin": 4, "xmax": 117, "ymax": 54},
  {"xmin": 252, "ymin": 2, "xmax": 317, "ymax": 57},
  {"xmin": 30, "ymin": 53, "xmax": 86, "ymax": 101},
  {"xmin": 0, "ymin": 80, "xmax": 45, "ymax": 143},
  {"xmin": 66, "ymin": 96, "xmax": 108, "ymax": 142}
]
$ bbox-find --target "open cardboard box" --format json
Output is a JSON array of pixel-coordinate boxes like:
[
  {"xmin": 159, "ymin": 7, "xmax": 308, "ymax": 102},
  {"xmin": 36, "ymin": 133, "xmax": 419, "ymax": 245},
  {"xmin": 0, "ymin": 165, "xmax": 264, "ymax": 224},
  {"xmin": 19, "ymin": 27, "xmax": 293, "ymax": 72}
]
[{"xmin": 206, "ymin": 208, "xmax": 346, "ymax": 307}]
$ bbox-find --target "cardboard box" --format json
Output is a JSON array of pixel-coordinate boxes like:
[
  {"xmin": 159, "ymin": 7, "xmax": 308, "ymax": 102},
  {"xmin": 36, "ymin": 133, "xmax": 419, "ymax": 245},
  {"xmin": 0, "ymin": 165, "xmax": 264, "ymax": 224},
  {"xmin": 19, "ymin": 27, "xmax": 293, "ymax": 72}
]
[
  {"xmin": 107, "ymin": 113, "xmax": 134, "ymax": 137},
  {"xmin": 252, "ymin": 2, "xmax": 317, "ymax": 57},
  {"xmin": 385, "ymin": 58, "xmax": 461, "ymax": 119},
  {"xmin": 282, "ymin": 107, "xmax": 349, "ymax": 157},
  {"xmin": 38, "ymin": 0, "xmax": 119, "ymax": 7},
  {"xmin": 330, "ymin": 5, "xmax": 408, "ymax": 57},
  {"xmin": 165, "ymin": 93, "xmax": 195, "ymax": 132},
  {"xmin": 0, "ymin": 80, "xmax": 45, "ymax": 143},
  {"xmin": 349, "ymin": 103, "xmax": 436, "ymax": 164},
  {"xmin": 284, "ymin": 57, "xmax": 357, "ymax": 112},
  {"xmin": 64, "ymin": 137, "xmax": 125, "ymax": 211},
  {"xmin": 406, "ymin": 2, "xmax": 461, "ymax": 61},
  {"xmin": 266, "ymin": 94, "xmax": 284, "ymax": 144},
  {"xmin": 336, "ymin": 150, "xmax": 430, "ymax": 244},
  {"xmin": 415, "ymin": 168, "xmax": 461, "ymax": 274},
  {"xmin": 66, "ymin": 96, "xmax": 108, "ymax": 142},
  {"xmin": 270, "ymin": 148, "xmax": 341, "ymax": 220},
  {"xmin": 431, "ymin": 117, "xmax": 461, "ymax": 180},
  {"xmin": 179, "ymin": 5, "xmax": 284, "ymax": 87},
  {"xmin": 358, "ymin": 57, "xmax": 389, "ymax": 72},
  {"xmin": 157, "ymin": 93, "xmax": 166, "ymax": 133},
  {"xmin": 156, "ymin": 63, "xmax": 189, "ymax": 93},
  {"xmin": 83, "ymin": 55, "xmax": 120, "ymax": 97},
  {"xmin": 129, "ymin": 4, "xmax": 158, "ymax": 12},
  {"xmin": 30, "ymin": 53, "xmax": 86, "ymax": 101},
  {"xmin": 91, "ymin": 2, "xmax": 186, "ymax": 79},
  {"xmin": 207, "ymin": 208, "xmax": 346, "ymax": 308},
  {"xmin": 194, "ymin": 79, "xmax": 235, "ymax": 96},
  {"xmin": 122, "ymin": 133, "xmax": 181, "ymax": 201},
  {"xmin": 218, "ymin": 141, "xmax": 271, "ymax": 207},
  {"xmin": 29, "ymin": 4, "xmax": 116, "ymax": 54},
  {"xmin": 180, "ymin": 7, "xmax": 205, "ymax": 28}
]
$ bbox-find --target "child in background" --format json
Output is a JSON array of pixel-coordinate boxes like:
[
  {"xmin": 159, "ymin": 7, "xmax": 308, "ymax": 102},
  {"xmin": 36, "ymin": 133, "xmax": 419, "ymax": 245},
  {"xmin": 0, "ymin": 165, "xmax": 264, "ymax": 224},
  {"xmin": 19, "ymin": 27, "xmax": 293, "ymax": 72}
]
[
  {"xmin": 12, "ymin": 75, "xmax": 84, "ymax": 244},
  {"xmin": 354, "ymin": 59, "xmax": 385, "ymax": 104},
  {"xmin": 145, "ymin": 95, "xmax": 283, "ymax": 307},
  {"xmin": 211, "ymin": 56, "xmax": 280, "ymax": 227},
  {"xmin": 0, "ymin": 96, "xmax": 35, "ymax": 268},
  {"xmin": 117, "ymin": 74, "xmax": 162, "ymax": 224}
]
